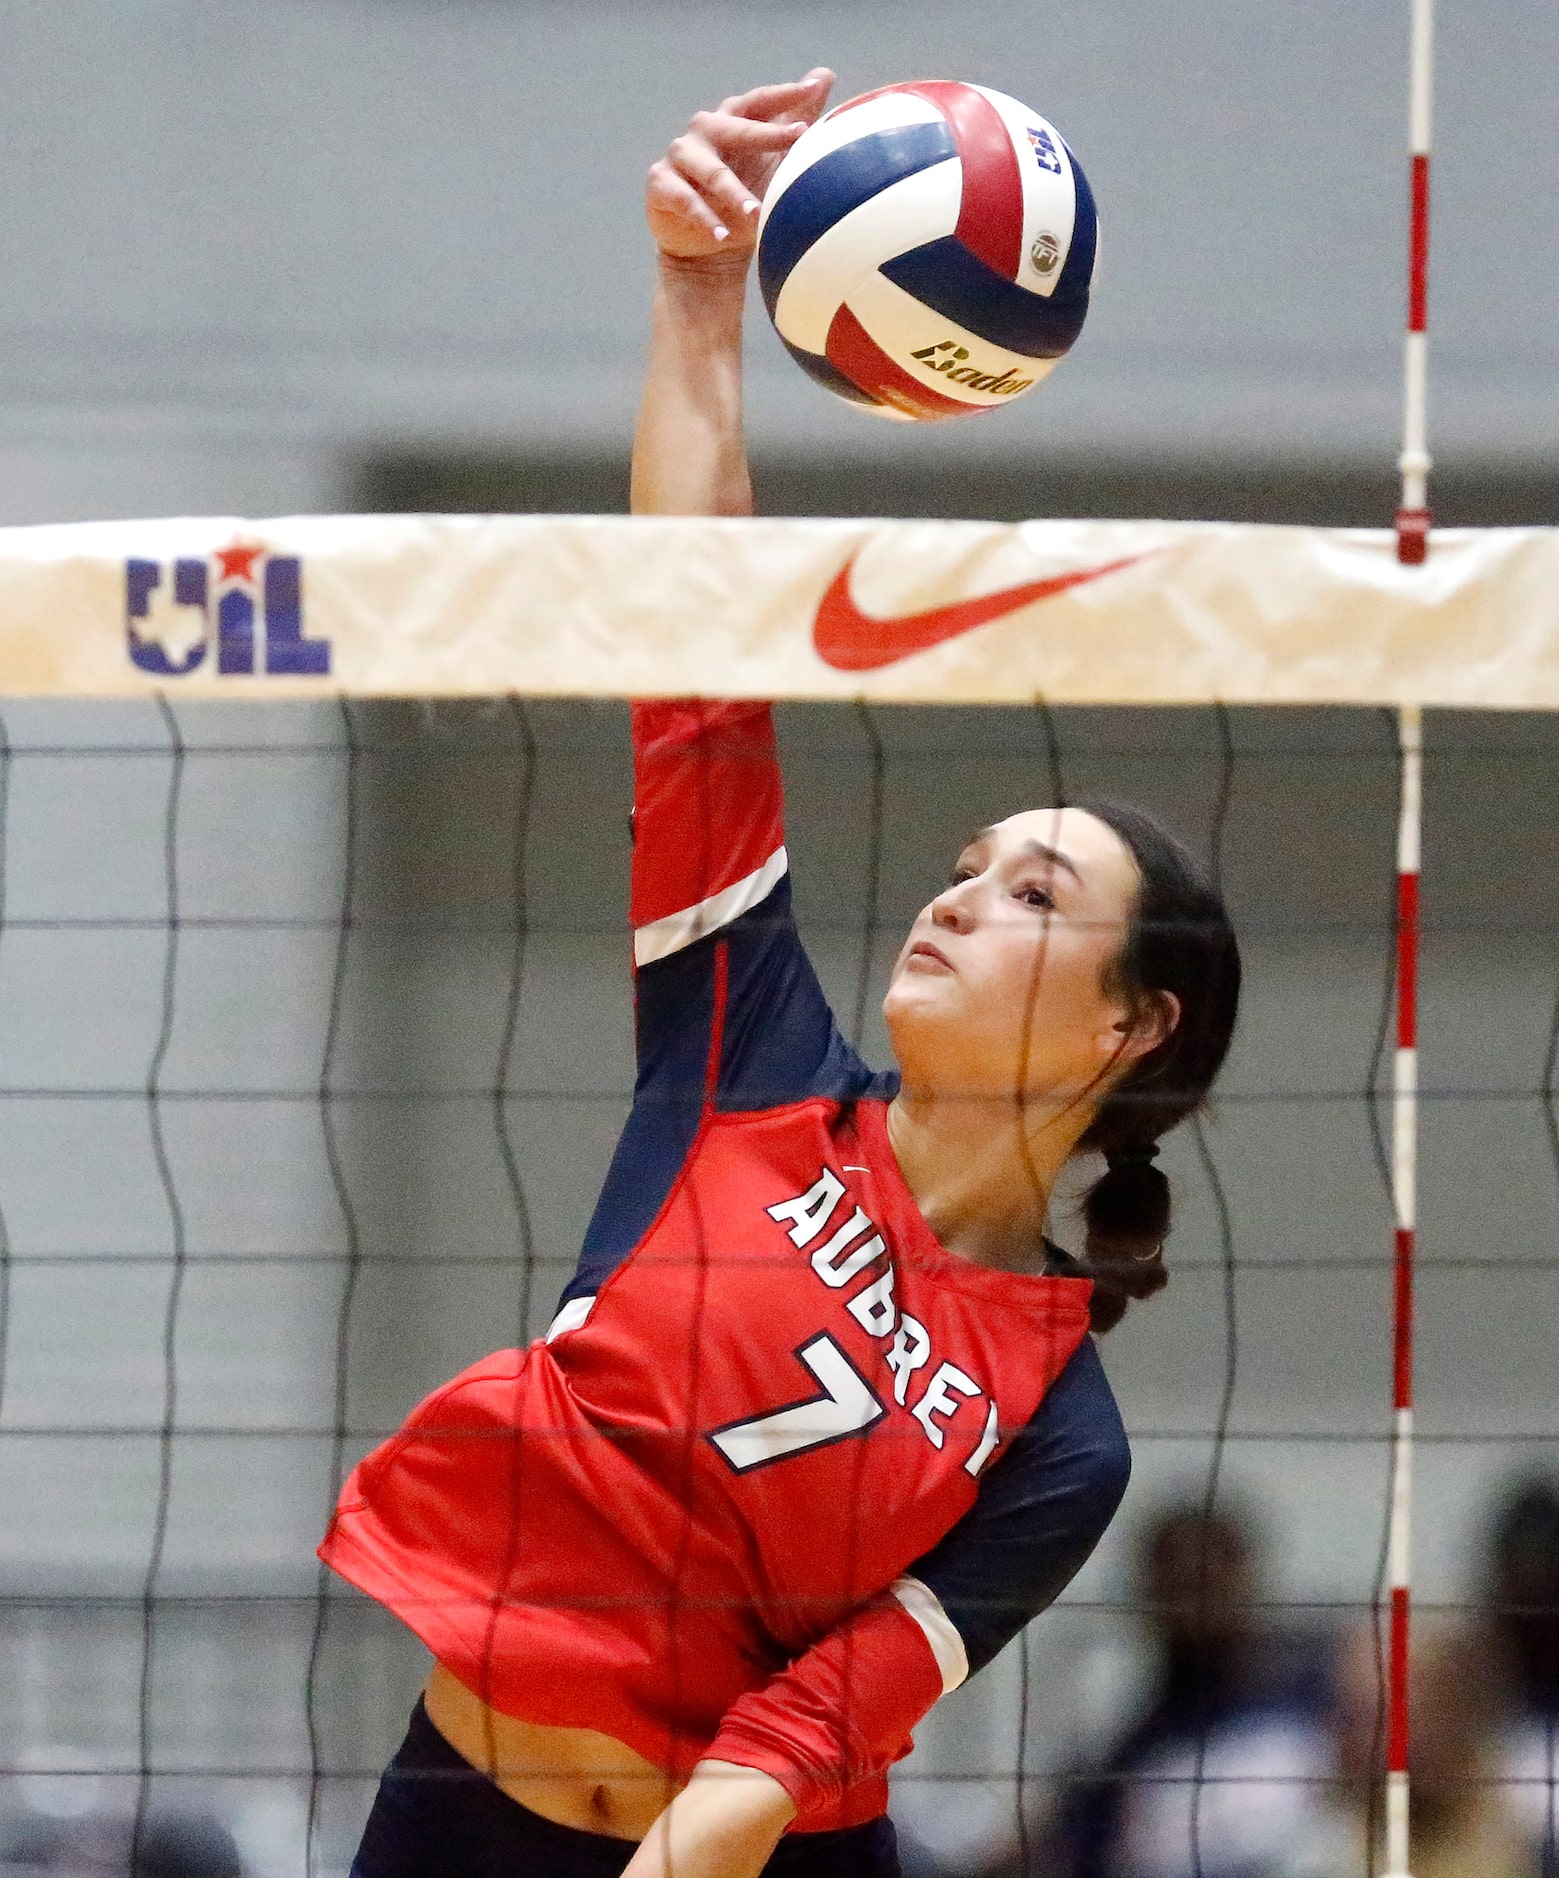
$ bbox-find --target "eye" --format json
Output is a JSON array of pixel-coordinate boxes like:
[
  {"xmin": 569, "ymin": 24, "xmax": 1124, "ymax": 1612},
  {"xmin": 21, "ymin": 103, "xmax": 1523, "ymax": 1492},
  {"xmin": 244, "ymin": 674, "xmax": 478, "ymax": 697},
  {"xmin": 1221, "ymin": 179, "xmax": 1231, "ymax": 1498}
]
[
  {"xmin": 948, "ymin": 865, "xmax": 977, "ymax": 887},
  {"xmin": 1018, "ymin": 884, "xmax": 1056, "ymax": 911}
]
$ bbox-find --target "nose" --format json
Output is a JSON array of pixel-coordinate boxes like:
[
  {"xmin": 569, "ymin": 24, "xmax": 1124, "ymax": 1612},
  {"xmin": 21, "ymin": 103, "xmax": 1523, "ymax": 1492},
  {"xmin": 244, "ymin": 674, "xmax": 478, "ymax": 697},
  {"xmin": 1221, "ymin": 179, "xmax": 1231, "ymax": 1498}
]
[{"xmin": 929, "ymin": 878, "xmax": 977, "ymax": 934}]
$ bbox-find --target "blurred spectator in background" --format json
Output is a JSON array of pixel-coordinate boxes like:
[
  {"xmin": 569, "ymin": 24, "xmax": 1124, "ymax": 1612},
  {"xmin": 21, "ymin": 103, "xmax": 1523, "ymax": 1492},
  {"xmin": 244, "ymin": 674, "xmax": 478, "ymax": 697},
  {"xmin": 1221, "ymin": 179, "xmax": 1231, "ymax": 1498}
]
[
  {"xmin": 1038, "ymin": 1500, "xmax": 1335, "ymax": 1878},
  {"xmin": 1487, "ymin": 1477, "xmax": 1559, "ymax": 1874},
  {"xmin": 1323, "ymin": 1620, "xmax": 1534, "ymax": 1878},
  {"xmin": 0, "ymin": 1796, "xmax": 242, "ymax": 1878}
]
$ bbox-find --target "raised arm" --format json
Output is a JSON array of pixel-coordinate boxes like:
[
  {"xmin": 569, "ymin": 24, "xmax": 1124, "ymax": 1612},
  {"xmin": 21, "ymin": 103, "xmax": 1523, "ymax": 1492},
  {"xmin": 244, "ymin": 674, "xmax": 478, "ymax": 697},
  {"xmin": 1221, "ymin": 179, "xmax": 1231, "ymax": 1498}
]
[
  {"xmin": 568, "ymin": 74, "xmax": 872, "ymax": 1313},
  {"xmin": 612, "ymin": 77, "xmax": 847, "ymax": 1878},
  {"xmin": 565, "ymin": 696, "xmax": 879, "ymax": 1307},
  {"xmin": 631, "ymin": 71, "xmax": 833, "ymax": 519}
]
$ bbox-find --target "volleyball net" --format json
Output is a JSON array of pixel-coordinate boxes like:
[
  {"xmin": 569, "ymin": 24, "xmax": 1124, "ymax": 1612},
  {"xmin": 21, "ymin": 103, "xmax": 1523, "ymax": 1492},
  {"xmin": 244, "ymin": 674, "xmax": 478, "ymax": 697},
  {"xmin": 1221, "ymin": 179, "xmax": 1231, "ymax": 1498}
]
[{"xmin": 2, "ymin": 513, "xmax": 1558, "ymax": 1878}]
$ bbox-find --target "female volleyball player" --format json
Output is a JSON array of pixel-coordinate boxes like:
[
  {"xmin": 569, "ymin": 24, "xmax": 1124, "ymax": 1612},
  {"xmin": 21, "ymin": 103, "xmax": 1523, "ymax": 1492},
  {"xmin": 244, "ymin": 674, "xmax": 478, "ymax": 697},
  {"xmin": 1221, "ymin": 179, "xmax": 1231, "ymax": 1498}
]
[{"xmin": 323, "ymin": 70, "xmax": 1241, "ymax": 1878}]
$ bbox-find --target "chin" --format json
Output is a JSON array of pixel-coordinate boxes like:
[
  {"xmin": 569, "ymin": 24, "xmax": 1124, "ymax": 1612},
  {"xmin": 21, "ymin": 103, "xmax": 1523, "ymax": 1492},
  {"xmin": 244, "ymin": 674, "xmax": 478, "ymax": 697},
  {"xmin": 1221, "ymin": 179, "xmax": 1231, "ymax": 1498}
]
[
  {"xmin": 882, "ymin": 973, "xmax": 944, "ymax": 1027},
  {"xmin": 882, "ymin": 979, "xmax": 967, "ymax": 1067}
]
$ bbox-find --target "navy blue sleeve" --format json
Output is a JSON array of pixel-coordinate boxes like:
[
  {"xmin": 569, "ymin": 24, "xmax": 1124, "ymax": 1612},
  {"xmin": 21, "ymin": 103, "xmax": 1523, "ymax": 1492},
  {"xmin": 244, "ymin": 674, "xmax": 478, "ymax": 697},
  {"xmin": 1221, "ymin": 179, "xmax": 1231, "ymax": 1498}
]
[
  {"xmin": 909, "ymin": 1337, "xmax": 1131, "ymax": 1677},
  {"xmin": 565, "ymin": 696, "xmax": 889, "ymax": 1308},
  {"xmin": 710, "ymin": 874, "xmax": 886, "ymax": 1114},
  {"xmin": 567, "ymin": 878, "xmax": 885, "ymax": 1302}
]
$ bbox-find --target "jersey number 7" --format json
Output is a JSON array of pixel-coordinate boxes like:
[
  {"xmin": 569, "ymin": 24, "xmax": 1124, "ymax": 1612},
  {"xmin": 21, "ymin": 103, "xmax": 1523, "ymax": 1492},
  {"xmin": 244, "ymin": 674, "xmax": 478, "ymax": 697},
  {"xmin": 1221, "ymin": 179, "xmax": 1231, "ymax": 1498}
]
[{"xmin": 708, "ymin": 1334, "xmax": 886, "ymax": 1474}]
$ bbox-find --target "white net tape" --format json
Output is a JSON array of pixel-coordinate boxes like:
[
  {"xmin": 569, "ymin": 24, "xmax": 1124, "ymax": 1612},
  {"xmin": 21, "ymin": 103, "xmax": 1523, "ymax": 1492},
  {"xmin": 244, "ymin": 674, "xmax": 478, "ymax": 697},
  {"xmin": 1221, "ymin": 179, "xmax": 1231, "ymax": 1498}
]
[{"xmin": 3, "ymin": 515, "xmax": 1556, "ymax": 706}]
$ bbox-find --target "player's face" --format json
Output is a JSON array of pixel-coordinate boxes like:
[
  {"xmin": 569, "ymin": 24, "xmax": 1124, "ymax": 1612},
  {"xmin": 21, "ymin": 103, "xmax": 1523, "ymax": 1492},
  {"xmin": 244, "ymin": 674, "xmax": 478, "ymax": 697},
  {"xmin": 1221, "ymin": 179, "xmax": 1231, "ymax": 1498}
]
[{"xmin": 883, "ymin": 807, "xmax": 1167, "ymax": 1109}]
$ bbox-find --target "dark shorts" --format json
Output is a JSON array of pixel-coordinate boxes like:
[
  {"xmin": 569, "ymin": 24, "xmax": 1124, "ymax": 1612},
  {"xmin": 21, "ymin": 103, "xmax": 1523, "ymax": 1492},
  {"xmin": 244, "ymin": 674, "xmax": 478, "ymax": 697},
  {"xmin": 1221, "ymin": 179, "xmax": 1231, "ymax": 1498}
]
[{"xmin": 350, "ymin": 1702, "xmax": 901, "ymax": 1878}]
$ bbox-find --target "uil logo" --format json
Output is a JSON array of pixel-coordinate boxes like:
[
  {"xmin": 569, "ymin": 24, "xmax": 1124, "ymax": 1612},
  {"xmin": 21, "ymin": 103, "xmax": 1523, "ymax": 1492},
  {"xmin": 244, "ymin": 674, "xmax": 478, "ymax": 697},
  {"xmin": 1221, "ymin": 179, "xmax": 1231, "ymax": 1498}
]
[
  {"xmin": 126, "ymin": 541, "xmax": 330, "ymax": 677},
  {"xmin": 1026, "ymin": 126, "xmax": 1063, "ymax": 176}
]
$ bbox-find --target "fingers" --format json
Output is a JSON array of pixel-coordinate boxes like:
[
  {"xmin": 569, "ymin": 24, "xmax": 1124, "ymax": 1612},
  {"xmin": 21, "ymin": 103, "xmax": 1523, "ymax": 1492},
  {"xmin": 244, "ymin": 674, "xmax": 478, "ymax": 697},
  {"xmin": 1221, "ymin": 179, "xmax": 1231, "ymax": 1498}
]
[
  {"xmin": 646, "ymin": 160, "xmax": 734, "ymax": 245},
  {"xmin": 718, "ymin": 69, "xmax": 835, "ymax": 126},
  {"xmin": 668, "ymin": 97, "xmax": 819, "ymax": 209},
  {"xmin": 644, "ymin": 73, "xmax": 836, "ymax": 258},
  {"xmin": 705, "ymin": 107, "xmax": 815, "ymax": 140},
  {"xmin": 687, "ymin": 111, "xmax": 806, "ymax": 159},
  {"xmin": 666, "ymin": 130, "xmax": 765, "ymax": 228}
]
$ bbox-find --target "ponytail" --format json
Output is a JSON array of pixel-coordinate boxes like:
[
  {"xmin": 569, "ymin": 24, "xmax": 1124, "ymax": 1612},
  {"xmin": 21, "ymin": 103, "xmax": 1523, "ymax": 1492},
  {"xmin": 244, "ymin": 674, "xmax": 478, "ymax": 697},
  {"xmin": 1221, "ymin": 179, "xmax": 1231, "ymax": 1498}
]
[
  {"xmin": 1060, "ymin": 799, "xmax": 1242, "ymax": 1334},
  {"xmin": 1075, "ymin": 1145, "xmax": 1171, "ymax": 1333}
]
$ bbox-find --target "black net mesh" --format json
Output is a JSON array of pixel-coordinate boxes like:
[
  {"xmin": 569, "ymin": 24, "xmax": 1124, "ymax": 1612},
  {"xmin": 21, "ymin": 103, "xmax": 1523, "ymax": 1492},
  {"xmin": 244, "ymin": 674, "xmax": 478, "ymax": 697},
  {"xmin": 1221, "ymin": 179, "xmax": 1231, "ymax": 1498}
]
[{"xmin": 0, "ymin": 697, "xmax": 1556, "ymax": 1878}]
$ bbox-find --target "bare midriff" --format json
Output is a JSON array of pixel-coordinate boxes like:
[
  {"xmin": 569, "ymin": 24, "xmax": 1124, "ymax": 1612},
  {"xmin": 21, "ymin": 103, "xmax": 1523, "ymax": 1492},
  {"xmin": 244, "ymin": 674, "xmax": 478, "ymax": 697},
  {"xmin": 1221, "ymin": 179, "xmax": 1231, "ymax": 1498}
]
[{"xmin": 423, "ymin": 1662, "xmax": 678, "ymax": 1841}]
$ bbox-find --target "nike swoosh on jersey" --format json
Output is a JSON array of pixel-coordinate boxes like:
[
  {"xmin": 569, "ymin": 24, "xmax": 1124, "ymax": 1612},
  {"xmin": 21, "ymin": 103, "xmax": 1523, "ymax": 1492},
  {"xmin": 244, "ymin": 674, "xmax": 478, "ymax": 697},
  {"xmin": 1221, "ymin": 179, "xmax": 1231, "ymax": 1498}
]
[{"xmin": 812, "ymin": 551, "xmax": 1148, "ymax": 671}]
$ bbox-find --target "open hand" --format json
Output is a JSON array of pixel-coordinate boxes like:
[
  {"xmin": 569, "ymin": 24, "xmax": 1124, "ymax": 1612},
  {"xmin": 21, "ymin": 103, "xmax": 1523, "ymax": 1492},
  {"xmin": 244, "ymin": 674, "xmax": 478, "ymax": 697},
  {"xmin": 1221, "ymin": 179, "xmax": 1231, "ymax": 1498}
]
[{"xmin": 646, "ymin": 70, "xmax": 834, "ymax": 263}]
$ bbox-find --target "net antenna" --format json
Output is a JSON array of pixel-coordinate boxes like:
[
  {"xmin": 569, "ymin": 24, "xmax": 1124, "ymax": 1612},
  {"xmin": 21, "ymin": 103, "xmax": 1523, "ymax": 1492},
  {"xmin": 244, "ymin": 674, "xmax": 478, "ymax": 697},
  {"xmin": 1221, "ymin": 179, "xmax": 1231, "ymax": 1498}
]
[
  {"xmin": 1384, "ymin": 0, "xmax": 1435, "ymax": 1860},
  {"xmin": 1384, "ymin": 703, "xmax": 1423, "ymax": 1878},
  {"xmin": 1395, "ymin": 0, "xmax": 1435, "ymax": 566}
]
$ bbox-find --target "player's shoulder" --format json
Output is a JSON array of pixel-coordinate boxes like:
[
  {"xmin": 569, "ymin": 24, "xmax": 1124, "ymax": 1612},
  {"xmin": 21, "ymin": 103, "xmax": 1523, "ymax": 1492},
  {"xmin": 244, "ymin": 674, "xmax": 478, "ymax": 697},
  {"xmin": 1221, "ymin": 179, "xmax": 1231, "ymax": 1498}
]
[{"xmin": 1024, "ymin": 1336, "xmax": 1131, "ymax": 1504}]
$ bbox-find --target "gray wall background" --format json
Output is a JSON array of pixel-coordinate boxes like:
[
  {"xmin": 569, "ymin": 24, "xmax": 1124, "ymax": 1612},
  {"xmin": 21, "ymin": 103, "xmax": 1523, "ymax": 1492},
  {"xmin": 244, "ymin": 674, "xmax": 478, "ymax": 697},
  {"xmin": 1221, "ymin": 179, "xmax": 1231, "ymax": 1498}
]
[
  {"xmin": 1, "ymin": 699, "xmax": 1556, "ymax": 1872},
  {"xmin": 0, "ymin": 0, "xmax": 1553, "ymax": 525}
]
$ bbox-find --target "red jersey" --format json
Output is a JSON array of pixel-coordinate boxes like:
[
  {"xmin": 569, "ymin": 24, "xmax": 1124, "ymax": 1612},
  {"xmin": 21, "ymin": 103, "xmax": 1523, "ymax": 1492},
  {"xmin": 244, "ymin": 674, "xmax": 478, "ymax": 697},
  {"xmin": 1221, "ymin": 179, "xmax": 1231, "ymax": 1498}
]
[{"xmin": 320, "ymin": 701, "xmax": 1127, "ymax": 1831}]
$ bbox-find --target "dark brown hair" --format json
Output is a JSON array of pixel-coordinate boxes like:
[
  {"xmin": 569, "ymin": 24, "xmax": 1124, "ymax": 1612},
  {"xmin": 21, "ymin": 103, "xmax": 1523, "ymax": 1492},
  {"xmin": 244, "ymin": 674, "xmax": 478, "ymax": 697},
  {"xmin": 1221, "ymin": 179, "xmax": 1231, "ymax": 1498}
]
[{"xmin": 1055, "ymin": 799, "xmax": 1242, "ymax": 1332}]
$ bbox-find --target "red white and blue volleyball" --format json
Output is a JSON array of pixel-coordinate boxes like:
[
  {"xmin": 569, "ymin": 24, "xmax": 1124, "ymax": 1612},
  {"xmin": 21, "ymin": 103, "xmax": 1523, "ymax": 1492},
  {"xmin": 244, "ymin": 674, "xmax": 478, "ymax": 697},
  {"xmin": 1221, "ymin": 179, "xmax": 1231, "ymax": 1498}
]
[{"xmin": 757, "ymin": 81, "xmax": 1096, "ymax": 422}]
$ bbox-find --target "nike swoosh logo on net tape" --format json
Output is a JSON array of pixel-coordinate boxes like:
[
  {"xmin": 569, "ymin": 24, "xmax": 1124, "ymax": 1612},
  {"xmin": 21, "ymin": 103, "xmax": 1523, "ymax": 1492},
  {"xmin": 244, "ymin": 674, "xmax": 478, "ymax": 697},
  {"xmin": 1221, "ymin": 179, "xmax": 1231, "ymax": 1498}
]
[{"xmin": 812, "ymin": 551, "xmax": 1150, "ymax": 672}]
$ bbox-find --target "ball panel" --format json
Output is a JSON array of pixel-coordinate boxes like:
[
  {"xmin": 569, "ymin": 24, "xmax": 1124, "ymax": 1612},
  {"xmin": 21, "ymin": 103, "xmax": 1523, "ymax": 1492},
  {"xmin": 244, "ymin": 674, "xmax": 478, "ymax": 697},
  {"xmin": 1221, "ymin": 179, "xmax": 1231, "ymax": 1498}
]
[
  {"xmin": 771, "ymin": 158, "xmax": 961, "ymax": 356},
  {"xmin": 825, "ymin": 304, "xmax": 974, "ymax": 420},
  {"xmin": 969, "ymin": 87, "xmax": 1082, "ymax": 299},
  {"xmin": 844, "ymin": 269, "xmax": 1058, "ymax": 408},
  {"xmin": 824, "ymin": 83, "xmax": 924, "ymax": 121},
  {"xmin": 757, "ymin": 120, "xmax": 958, "ymax": 322},
  {"xmin": 1055, "ymin": 142, "xmax": 1098, "ymax": 305},
  {"xmin": 778, "ymin": 336, "xmax": 890, "ymax": 413},
  {"xmin": 880, "ymin": 235, "xmax": 1089, "ymax": 358},
  {"xmin": 904, "ymin": 81, "xmax": 1025, "ymax": 280},
  {"xmin": 759, "ymin": 90, "xmax": 946, "ymax": 234}
]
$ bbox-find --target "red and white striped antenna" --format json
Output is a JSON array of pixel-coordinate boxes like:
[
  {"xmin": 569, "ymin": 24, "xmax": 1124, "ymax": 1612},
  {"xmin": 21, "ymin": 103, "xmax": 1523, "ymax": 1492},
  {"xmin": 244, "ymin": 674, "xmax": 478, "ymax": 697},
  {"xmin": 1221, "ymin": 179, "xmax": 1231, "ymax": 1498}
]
[
  {"xmin": 1384, "ymin": 704, "xmax": 1422, "ymax": 1878},
  {"xmin": 1384, "ymin": 0, "xmax": 1434, "ymax": 1865},
  {"xmin": 1395, "ymin": 0, "xmax": 1435, "ymax": 564}
]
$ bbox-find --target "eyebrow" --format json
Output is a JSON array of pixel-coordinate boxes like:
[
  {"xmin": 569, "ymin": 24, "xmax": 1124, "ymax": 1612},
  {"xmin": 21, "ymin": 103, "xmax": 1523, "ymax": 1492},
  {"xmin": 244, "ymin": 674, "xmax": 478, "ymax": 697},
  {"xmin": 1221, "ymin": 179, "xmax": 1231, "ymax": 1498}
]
[{"xmin": 969, "ymin": 827, "xmax": 1086, "ymax": 884}]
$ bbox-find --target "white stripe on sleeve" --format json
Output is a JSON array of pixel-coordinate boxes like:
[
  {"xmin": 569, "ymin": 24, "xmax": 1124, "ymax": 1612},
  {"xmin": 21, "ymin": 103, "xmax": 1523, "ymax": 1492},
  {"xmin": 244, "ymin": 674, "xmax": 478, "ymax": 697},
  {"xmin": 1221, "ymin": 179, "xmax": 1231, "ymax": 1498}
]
[
  {"xmin": 545, "ymin": 1295, "xmax": 596, "ymax": 1342},
  {"xmin": 633, "ymin": 845, "xmax": 789, "ymax": 967},
  {"xmin": 891, "ymin": 1574, "xmax": 969, "ymax": 1695}
]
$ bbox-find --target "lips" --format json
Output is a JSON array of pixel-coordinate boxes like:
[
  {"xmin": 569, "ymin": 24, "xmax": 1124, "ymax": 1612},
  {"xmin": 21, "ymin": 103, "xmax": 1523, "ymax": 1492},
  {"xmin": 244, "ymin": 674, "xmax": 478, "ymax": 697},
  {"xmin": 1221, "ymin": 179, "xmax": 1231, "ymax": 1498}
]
[{"xmin": 906, "ymin": 939, "xmax": 954, "ymax": 972}]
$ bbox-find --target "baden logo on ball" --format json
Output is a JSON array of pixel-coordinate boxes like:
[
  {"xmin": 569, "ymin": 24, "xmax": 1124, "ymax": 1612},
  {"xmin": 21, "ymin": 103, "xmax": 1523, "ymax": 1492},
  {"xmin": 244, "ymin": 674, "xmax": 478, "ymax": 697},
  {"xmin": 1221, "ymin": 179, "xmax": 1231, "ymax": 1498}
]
[
  {"xmin": 757, "ymin": 80, "xmax": 1096, "ymax": 421},
  {"xmin": 907, "ymin": 342, "xmax": 1034, "ymax": 397}
]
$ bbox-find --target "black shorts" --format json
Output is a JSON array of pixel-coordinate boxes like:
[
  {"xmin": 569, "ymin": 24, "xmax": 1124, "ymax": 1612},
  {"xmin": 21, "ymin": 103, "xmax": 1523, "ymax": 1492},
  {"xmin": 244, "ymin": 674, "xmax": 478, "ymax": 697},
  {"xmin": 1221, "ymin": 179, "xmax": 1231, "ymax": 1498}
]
[{"xmin": 350, "ymin": 1702, "xmax": 902, "ymax": 1878}]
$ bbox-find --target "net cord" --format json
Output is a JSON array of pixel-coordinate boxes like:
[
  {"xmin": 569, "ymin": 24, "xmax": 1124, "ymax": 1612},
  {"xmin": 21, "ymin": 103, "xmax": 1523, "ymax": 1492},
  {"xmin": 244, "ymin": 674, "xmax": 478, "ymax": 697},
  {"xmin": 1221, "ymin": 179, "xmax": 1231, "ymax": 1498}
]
[
  {"xmin": 1381, "ymin": 705, "xmax": 1423, "ymax": 1877},
  {"xmin": 1013, "ymin": 697, "xmax": 1067, "ymax": 1873},
  {"xmin": 494, "ymin": 696, "xmax": 539, "ymax": 1352},
  {"xmin": 1395, "ymin": 0, "xmax": 1435, "ymax": 563},
  {"xmin": 1017, "ymin": 704, "xmax": 1241, "ymax": 1875},
  {"xmin": 828, "ymin": 703, "xmax": 887, "ymax": 1822},
  {"xmin": 304, "ymin": 700, "xmax": 365, "ymax": 1875},
  {"xmin": 1187, "ymin": 705, "xmax": 1238, "ymax": 1878},
  {"xmin": 477, "ymin": 698, "xmax": 539, "ymax": 1766},
  {"xmin": 661, "ymin": 706, "xmax": 722, "ymax": 1800},
  {"xmin": 131, "ymin": 695, "xmax": 188, "ymax": 1877}
]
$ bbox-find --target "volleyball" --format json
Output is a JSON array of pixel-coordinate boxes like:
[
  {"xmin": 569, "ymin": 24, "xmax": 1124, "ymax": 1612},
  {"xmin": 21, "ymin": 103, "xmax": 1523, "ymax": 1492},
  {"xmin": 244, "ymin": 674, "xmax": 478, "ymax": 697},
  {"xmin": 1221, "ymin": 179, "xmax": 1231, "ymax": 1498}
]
[{"xmin": 757, "ymin": 80, "xmax": 1097, "ymax": 421}]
